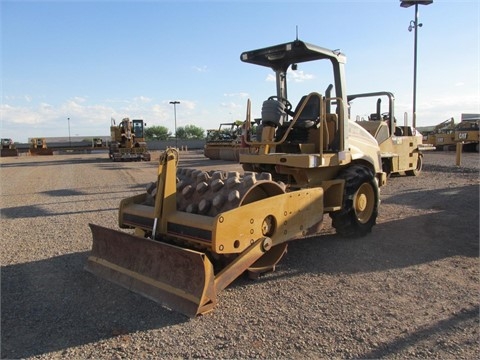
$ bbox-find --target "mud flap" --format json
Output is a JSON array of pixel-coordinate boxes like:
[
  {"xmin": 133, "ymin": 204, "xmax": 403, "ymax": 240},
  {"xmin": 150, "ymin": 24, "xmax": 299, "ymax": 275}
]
[{"xmin": 86, "ymin": 224, "xmax": 217, "ymax": 317}]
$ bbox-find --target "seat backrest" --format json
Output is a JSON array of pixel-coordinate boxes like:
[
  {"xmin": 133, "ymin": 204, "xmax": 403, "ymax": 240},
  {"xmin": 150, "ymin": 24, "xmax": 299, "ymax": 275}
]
[{"xmin": 293, "ymin": 95, "xmax": 320, "ymax": 128}]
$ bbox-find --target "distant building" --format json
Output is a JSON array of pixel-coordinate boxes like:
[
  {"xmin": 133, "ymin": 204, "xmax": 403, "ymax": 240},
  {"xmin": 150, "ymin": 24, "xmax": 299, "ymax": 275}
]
[
  {"xmin": 461, "ymin": 114, "xmax": 480, "ymax": 122},
  {"xmin": 27, "ymin": 136, "xmax": 110, "ymax": 143}
]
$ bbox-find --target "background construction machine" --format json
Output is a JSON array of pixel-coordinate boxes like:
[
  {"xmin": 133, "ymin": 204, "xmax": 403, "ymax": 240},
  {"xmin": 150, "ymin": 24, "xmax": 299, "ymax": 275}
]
[
  {"xmin": 1, "ymin": 138, "xmax": 19, "ymax": 157},
  {"xmin": 455, "ymin": 113, "xmax": 479, "ymax": 152},
  {"xmin": 348, "ymin": 92, "xmax": 433, "ymax": 177},
  {"xmin": 86, "ymin": 39, "xmax": 386, "ymax": 317},
  {"xmin": 423, "ymin": 118, "xmax": 456, "ymax": 150},
  {"xmin": 29, "ymin": 138, "xmax": 53, "ymax": 155},
  {"xmin": 203, "ymin": 122, "xmax": 248, "ymax": 160},
  {"xmin": 109, "ymin": 118, "xmax": 151, "ymax": 161},
  {"xmin": 93, "ymin": 138, "xmax": 105, "ymax": 148}
]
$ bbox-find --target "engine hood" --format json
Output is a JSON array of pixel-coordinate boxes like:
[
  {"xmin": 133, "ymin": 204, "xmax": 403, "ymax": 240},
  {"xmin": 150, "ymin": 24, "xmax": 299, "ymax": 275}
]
[{"xmin": 347, "ymin": 120, "xmax": 383, "ymax": 174}]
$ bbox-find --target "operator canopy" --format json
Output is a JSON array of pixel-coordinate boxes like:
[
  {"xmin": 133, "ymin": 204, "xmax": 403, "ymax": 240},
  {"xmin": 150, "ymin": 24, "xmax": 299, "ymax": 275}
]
[{"xmin": 240, "ymin": 39, "xmax": 346, "ymax": 72}]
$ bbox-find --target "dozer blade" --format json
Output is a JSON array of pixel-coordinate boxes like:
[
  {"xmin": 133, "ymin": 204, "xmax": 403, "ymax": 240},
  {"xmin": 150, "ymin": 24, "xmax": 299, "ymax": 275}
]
[
  {"xmin": 86, "ymin": 224, "xmax": 217, "ymax": 317},
  {"xmin": 0, "ymin": 149, "xmax": 19, "ymax": 157},
  {"xmin": 29, "ymin": 148, "xmax": 54, "ymax": 156}
]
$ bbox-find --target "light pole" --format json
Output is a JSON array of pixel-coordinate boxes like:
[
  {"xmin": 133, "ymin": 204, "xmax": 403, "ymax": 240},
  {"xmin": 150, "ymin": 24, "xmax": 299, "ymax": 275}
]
[
  {"xmin": 400, "ymin": 0, "xmax": 433, "ymax": 129},
  {"xmin": 169, "ymin": 101, "xmax": 180, "ymax": 148},
  {"xmin": 67, "ymin": 117, "xmax": 71, "ymax": 147}
]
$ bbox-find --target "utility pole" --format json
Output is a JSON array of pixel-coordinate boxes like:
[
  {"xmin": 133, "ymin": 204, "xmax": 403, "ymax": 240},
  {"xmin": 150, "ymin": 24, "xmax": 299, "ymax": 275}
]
[
  {"xmin": 169, "ymin": 101, "xmax": 180, "ymax": 148},
  {"xmin": 68, "ymin": 117, "xmax": 71, "ymax": 147},
  {"xmin": 400, "ymin": 0, "xmax": 433, "ymax": 129}
]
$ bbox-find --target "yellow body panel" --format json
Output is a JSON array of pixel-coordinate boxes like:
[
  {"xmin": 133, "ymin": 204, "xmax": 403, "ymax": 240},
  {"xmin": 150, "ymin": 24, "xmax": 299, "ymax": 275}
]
[
  {"xmin": 119, "ymin": 184, "xmax": 325, "ymax": 254},
  {"xmin": 455, "ymin": 129, "xmax": 479, "ymax": 144}
]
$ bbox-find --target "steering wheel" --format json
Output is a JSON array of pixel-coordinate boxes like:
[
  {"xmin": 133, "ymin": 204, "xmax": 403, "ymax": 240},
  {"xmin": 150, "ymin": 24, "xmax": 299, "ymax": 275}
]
[{"xmin": 267, "ymin": 96, "xmax": 294, "ymax": 116}]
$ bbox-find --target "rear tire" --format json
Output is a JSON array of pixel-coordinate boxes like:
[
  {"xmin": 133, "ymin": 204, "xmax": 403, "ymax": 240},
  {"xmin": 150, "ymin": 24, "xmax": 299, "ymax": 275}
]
[
  {"xmin": 330, "ymin": 165, "xmax": 379, "ymax": 237},
  {"xmin": 382, "ymin": 158, "xmax": 392, "ymax": 178},
  {"xmin": 406, "ymin": 154, "xmax": 422, "ymax": 176}
]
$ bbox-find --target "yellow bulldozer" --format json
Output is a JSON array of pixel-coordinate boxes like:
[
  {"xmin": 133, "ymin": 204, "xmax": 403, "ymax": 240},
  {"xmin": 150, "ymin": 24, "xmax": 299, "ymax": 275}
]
[
  {"xmin": 1, "ymin": 138, "xmax": 19, "ymax": 157},
  {"xmin": 86, "ymin": 39, "xmax": 386, "ymax": 317},
  {"xmin": 29, "ymin": 138, "xmax": 53, "ymax": 155},
  {"xmin": 109, "ymin": 117, "xmax": 151, "ymax": 161}
]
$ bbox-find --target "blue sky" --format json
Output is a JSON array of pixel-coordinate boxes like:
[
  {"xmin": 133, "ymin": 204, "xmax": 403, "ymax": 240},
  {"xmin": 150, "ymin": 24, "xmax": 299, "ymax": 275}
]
[{"xmin": 1, "ymin": 0, "xmax": 479, "ymax": 142}]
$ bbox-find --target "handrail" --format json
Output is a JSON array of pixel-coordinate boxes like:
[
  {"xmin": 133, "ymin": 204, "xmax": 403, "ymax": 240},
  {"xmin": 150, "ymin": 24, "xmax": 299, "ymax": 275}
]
[{"xmin": 324, "ymin": 96, "xmax": 343, "ymax": 151}]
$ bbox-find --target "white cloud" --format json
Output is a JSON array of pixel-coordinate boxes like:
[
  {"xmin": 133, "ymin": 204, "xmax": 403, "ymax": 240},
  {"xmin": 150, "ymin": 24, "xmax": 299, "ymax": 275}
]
[
  {"xmin": 289, "ymin": 70, "xmax": 314, "ymax": 83},
  {"xmin": 266, "ymin": 71, "xmax": 314, "ymax": 83},
  {"xmin": 223, "ymin": 92, "xmax": 249, "ymax": 98},
  {"xmin": 164, "ymin": 100, "xmax": 196, "ymax": 111},
  {"xmin": 192, "ymin": 65, "xmax": 208, "ymax": 73},
  {"xmin": 134, "ymin": 96, "xmax": 152, "ymax": 103},
  {"xmin": 72, "ymin": 96, "xmax": 87, "ymax": 103},
  {"xmin": 220, "ymin": 102, "xmax": 242, "ymax": 110},
  {"xmin": 396, "ymin": 94, "xmax": 480, "ymax": 126},
  {"xmin": 1, "ymin": 104, "xmax": 41, "ymax": 125},
  {"xmin": 0, "ymin": 97, "xmax": 118, "ymax": 141}
]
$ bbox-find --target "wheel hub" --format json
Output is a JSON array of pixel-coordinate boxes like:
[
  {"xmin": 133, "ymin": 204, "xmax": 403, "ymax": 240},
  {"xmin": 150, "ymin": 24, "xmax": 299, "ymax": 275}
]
[
  {"xmin": 356, "ymin": 193, "xmax": 367, "ymax": 212},
  {"xmin": 354, "ymin": 183, "xmax": 375, "ymax": 224}
]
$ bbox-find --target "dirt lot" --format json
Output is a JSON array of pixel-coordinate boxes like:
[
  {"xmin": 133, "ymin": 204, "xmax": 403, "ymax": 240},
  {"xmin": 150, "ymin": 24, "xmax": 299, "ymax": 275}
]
[{"xmin": 1, "ymin": 150, "xmax": 479, "ymax": 359}]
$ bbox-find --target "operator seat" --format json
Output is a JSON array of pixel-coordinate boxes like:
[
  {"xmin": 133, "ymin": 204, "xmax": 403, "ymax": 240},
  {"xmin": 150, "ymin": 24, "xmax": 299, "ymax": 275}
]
[
  {"xmin": 274, "ymin": 94, "xmax": 322, "ymax": 144},
  {"xmin": 292, "ymin": 95, "xmax": 320, "ymax": 128}
]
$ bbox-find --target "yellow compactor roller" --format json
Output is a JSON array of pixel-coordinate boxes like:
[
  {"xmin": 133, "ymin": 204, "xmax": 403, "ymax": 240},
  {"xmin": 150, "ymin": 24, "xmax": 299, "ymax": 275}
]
[
  {"xmin": 86, "ymin": 39, "xmax": 386, "ymax": 317},
  {"xmin": 88, "ymin": 148, "xmax": 326, "ymax": 316}
]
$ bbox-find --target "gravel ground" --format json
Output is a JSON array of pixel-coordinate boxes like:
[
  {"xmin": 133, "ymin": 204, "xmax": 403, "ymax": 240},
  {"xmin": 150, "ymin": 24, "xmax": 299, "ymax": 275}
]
[{"xmin": 1, "ymin": 150, "xmax": 479, "ymax": 359}]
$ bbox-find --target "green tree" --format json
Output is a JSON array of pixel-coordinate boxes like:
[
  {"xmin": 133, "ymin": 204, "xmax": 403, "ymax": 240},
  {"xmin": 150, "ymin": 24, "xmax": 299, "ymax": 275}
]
[
  {"xmin": 145, "ymin": 125, "xmax": 171, "ymax": 140},
  {"xmin": 176, "ymin": 124, "xmax": 205, "ymax": 140}
]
